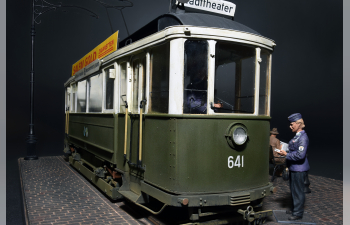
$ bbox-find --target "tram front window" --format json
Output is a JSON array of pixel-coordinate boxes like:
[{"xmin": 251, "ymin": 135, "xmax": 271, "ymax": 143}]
[
  {"xmin": 183, "ymin": 40, "xmax": 208, "ymax": 114},
  {"xmin": 214, "ymin": 42, "xmax": 256, "ymax": 114},
  {"xmin": 149, "ymin": 42, "xmax": 170, "ymax": 114},
  {"xmin": 259, "ymin": 49, "xmax": 271, "ymax": 115}
]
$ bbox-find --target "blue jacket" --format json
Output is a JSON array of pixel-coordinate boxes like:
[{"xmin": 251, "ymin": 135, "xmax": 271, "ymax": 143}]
[{"xmin": 286, "ymin": 130, "xmax": 310, "ymax": 172}]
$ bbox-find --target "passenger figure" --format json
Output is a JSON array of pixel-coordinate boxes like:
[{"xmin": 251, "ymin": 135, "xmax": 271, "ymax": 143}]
[
  {"xmin": 185, "ymin": 68, "xmax": 222, "ymax": 114},
  {"xmin": 269, "ymin": 128, "xmax": 285, "ymax": 176},
  {"xmin": 278, "ymin": 113, "xmax": 309, "ymax": 221}
]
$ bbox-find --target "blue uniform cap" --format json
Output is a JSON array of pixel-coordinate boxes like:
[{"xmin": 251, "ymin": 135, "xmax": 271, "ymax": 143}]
[{"xmin": 288, "ymin": 113, "xmax": 302, "ymax": 122}]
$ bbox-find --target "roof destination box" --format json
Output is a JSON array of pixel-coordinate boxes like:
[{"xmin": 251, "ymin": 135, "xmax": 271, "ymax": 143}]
[{"xmin": 175, "ymin": 0, "xmax": 236, "ymax": 18}]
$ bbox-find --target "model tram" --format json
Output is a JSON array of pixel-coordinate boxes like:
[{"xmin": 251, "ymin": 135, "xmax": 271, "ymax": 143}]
[{"xmin": 64, "ymin": 1, "xmax": 276, "ymax": 222}]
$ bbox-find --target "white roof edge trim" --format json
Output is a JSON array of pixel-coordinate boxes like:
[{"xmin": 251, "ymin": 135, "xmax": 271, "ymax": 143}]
[
  {"xmin": 104, "ymin": 25, "xmax": 275, "ymax": 62},
  {"xmin": 65, "ymin": 25, "xmax": 275, "ymax": 85}
]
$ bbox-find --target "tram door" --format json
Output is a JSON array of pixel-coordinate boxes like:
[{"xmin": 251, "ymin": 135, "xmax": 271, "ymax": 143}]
[{"xmin": 129, "ymin": 56, "xmax": 147, "ymax": 195}]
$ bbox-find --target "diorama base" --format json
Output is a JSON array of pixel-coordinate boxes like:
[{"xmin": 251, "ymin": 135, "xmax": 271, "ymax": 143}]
[
  {"xmin": 18, "ymin": 156, "xmax": 343, "ymax": 225},
  {"xmin": 273, "ymin": 210, "xmax": 316, "ymax": 224}
]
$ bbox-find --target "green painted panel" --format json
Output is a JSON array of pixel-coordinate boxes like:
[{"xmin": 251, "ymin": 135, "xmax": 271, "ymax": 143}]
[
  {"xmin": 116, "ymin": 114, "xmax": 129, "ymax": 172},
  {"xmin": 68, "ymin": 113, "xmax": 116, "ymax": 163},
  {"xmin": 68, "ymin": 113, "xmax": 270, "ymax": 196},
  {"xmin": 113, "ymin": 114, "xmax": 122, "ymax": 168},
  {"xmin": 69, "ymin": 113, "xmax": 114, "ymax": 127},
  {"xmin": 175, "ymin": 118, "xmax": 270, "ymax": 193},
  {"xmin": 142, "ymin": 116, "xmax": 270, "ymax": 194},
  {"xmin": 143, "ymin": 118, "xmax": 176, "ymax": 189},
  {"xmin": 70, "ymin": 122, "xmax": 114, "ymax": 151}
]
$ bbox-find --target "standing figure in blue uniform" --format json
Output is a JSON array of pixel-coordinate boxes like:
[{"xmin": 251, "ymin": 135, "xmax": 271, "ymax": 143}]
[{"xmin": 278, "ymin": 113, "xmax": 309, "ymax": 221}]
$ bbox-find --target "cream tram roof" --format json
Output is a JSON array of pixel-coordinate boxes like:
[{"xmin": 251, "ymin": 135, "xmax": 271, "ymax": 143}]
[
  {"xmin": 119, "ymin": 13, "xmax": 263, "ymax": 48},
  {"xmin": 65, "ymin": 12, "xmax": 275, "ymax": 87}
]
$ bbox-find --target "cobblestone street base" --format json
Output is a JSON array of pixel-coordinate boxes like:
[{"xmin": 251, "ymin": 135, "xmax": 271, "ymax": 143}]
[
  {"xmin": 19, "ymin": 156, "xmax": 151, "ymax": 225},
  {"xmin": 273, "ymin": 210, "xmax": 315, "ymax": 224},
  {"xmin": 19, "ymin": 156, "xmax": 343, "ymax": 225}
]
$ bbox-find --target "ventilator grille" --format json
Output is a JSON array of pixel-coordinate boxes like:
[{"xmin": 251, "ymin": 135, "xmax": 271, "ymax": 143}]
[{"xmin": 230, "ymin": 194, "xmax": 250, "ymax": 206}]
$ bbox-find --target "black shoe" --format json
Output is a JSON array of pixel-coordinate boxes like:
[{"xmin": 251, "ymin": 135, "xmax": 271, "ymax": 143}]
[
  {"xmin": 288, "ymin": 215, "xmax": 302, "ymax": 220},
  {"xmin": 286, "ymin": 210, "xmax": 292, "ymax": 214}
]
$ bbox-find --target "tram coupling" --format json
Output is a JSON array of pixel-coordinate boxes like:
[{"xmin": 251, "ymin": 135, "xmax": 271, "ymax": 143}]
[{"xmin": 237, "ymin": 206, "xmax": 272, "ymax": 224}]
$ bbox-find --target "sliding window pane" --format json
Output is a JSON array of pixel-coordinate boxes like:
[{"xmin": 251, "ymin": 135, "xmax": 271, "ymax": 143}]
[{"xmin": 89, "ymin": 74, "xmax": 103, "ymax": 112}]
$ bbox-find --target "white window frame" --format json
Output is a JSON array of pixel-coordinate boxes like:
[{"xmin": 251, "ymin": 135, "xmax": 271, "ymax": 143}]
[
  {"xmin": 131, "ymin": 54, "xmax": 147, "ymax": 115},
  {"xmin": 131, "ymin": 57, "xmax": 140, "ymax": 114},
  {"xmin": 102, "ymin": 64, "xmax": 117, "ymax": 113},
  {"xmin": 70, "ymin": 83, "xmax": 77, "ymax": 113},
  {"xmin": 267, "ymin": 54, "xmax": 272, "ymax": 116},
  {"xmin": 207, "ymin": 40, "xmax": 217, "ymax": 115},
  {"xmin": 258, "ymin": 51, "xmax": 272, "ymax": 116},
  {"xmin": 86, "ymin": 78, "xmax": 90, "ymax": 113},
  {"xmin": 254, "ymin": 47, "xmax": 261, "ymax": 116},
  {"xmin": 117, "ymin": 60, "xmax": 130, "ymax": 114},
  {"xmin": 137, "ymin": 57, "xmax": 146, "ymax": 115},
  {"xmin": 169, "ymin": 38, "xmax": 186, "ymax": 114},
  {"xmin": 114, "ymin": 62, "xmax": 120, "ymax": 114},
  {"xmin": 208, "ymin": 42, "xmax": 263, "ymax": 116},
  {"xmin": 145, "ymin": 52, "xmax": 150, "ymax": 114},
  {"xmin": 65, "ymin": 87, "xmax": 71, "ymax": 113}
]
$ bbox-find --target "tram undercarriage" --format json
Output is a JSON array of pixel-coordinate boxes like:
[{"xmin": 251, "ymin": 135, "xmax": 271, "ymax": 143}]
[{"xmin": 65, "ymin": 145, "xmax": 274, "ymax": 224}]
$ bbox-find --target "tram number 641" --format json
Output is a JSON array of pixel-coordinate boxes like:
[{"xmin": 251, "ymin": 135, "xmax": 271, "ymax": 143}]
[{"xmin": 228, "ymin": 156, "xmax": 244, "ymax": 168}]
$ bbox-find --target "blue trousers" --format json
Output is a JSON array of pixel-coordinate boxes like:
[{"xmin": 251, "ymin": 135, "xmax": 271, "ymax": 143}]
[{"xmin": 289, "ymin": 171, "xmax": 307, "ymax": 217}]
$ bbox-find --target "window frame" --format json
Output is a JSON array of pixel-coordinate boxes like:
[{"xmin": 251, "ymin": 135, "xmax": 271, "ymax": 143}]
[
  {"xmin": 129, "ymin": 54, "xmax": 147, "ymax": 114},
  {"xmin": 65, "ymin": 86, "xmax": 71, "ymax": 112},
  {"xmin": 258, "ymin": 50, "xmax": 272, "ymax": 116},
  {"xmin": 76, "ymin": 80, "xmax": 88, "ymax": 113},
  {"xmin": 70, "ymin": 83, "xmax": 77, "ymax": 113},
  {"xmin": 148, "ymin": 41, "xmax": 171, "ymax": 114},
  {"xmin": 102, "ymin": 63, "xmax": 117, "ymax": 113},
  {"xmin": 207, "ymin": 40, "xmax": 270, "ymax": 116},
  {"xmin": 86, "ymin": 72, "xmax": 105, "ymax": 113},
  {"xmin": 182, "ymin": 39, "xmax": 209, "ymax": 115},
  {"xmin": 118, "ymin": 60, "xmax": 129, "ymax": 114}
]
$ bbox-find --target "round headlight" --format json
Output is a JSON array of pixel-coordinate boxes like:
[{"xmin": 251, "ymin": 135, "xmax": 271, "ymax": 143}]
[{"xmin": 232, "ymin": 127, "xmax": 247, "ymax": 145}]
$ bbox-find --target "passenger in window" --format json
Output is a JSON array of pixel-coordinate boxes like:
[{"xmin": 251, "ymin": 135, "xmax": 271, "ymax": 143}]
[
  {"xmin": 185, "ymin": 68, "xmax": 222, "ymax": 114},
  {"xmin": 185, "ymin": 69, "xmax": 207, "ymax": 114}
]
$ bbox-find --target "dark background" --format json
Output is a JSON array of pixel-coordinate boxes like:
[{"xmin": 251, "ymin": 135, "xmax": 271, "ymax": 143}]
[{"xmin": 6, "ymin": 0, "xmax": 343, "ymax": 224}]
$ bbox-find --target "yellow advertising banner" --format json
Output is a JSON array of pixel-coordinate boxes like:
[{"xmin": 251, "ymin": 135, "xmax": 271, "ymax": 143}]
[{"xmin": 72, "ymin": 31, "xmax": 118, "ymax": 76}]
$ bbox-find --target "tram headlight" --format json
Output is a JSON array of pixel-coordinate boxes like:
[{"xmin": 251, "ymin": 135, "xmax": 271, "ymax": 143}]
[{"xmin": 232, "ymin": 127, "xmax": 247, "ymax": 145}]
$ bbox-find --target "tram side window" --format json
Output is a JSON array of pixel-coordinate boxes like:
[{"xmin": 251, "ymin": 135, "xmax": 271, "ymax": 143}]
[
  {"xmin": 132, "ymin": 57, "xmax": 146, "ymax": 113},
  {"xmin": 77, "ymin": 80, "xmax": 87, "ymax": 112},
  {"xmin": 71, "ymin": 84, "xmax": 77, "ymax": 112},
  {"xmin": 149, "ymin": 42, "xmax": 170, "ymax": 113},
  {"xmin": 259, "ymin": 49, "xmax": 271, "ymax": 115},
  {"xmin": 132, "ymin": 59, "xmax": 140, "ymax": 112},
  {"xmin": 214, "ymin": 42, "xmax": 255, "ymax": 114},
  {"xmin": 183, "ymin": 40, "xmax": 208, "ymax": 114},
  {"xmin": 120, "ymin": 62, "xmax": 127, "ymax": 113},
  {"xmin": 105, "ymin": 68, "xmax": 114, "ymax": 110},
  {"xmin": 89, "ymin": 74, "xmax": 103, "ymax": 112},
  {"xmin": 65, "ymin": 87, "xmax": 70, "ymax": 111},
  {"xmin": 142, "ymin": 57, "xmax": 146, "ymax": 104}
]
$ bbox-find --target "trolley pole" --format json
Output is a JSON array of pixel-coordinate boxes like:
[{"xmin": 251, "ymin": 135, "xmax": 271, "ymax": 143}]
[
  {"xmin": 25, "ymin": 0, "xmax": 38, "ymax": 160},
  {"xmin": 24, "ymin": 0, "xmax": 132, "ymax": 160}
]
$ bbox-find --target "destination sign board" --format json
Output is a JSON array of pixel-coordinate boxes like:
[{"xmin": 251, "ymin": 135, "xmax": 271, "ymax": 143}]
[
  {"xmin": 177, "ymin": 0, "xmax": 236, "ymax": 18},
  {"xmin": 72, "ymin": 31, "xmax": 118, "ymax": 76}
]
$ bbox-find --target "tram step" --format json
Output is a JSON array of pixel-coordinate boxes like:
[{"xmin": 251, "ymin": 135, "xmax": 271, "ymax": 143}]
[{"xmin": 119, "ymin": 190, "xmax": 142, "ymax": 202}]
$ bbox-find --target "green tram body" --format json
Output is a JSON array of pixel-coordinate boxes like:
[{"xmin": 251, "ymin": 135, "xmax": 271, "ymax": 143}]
[{"xmin": 64, "ymin": 11, "xmax": 276, "ymax": 220}]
